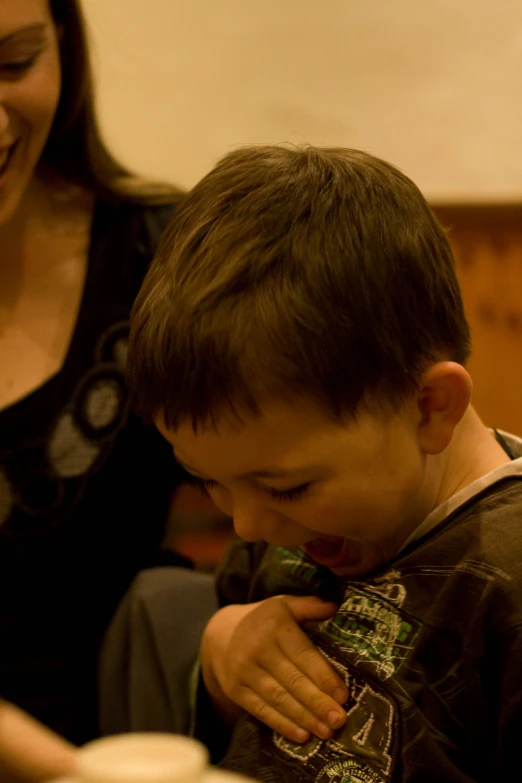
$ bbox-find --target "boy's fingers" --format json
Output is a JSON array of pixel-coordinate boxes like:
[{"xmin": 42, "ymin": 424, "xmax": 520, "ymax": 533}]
[
  {"xmin": 238, "ymin": 681, "xmax": 328, "ymax": 744},
  {"xmin": 258, "ymin": 655, "xmax": 347, "ymax": 731},
  {"xmin": 244, "ymin": 669, "xmax": 340, "ymax": 739},
  {"xmin": 280, "ymin": 595, "xmax": 338, "ymax": 624},
  {"xmin": 276, "ymin": 623, "xmax": 349, "ymax": 705}
]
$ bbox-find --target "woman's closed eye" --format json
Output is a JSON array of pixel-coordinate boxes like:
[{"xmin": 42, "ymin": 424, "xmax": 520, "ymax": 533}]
[
  {"xmin": 192, "ymin": 477, "xmax": 310, "ymax": 503},
  {"xmin": 1, "ymin": 53, "xmax": 40, "ymax": 76}
]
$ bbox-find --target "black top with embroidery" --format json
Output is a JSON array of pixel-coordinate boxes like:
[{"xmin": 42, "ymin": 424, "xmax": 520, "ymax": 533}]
[
  {"xmin": 0, "ymin": 199, "xmax": 189, "ymax": 743},
  {"xmin": 209, "ymin": 477, "xmax": 522, "ymax": 782}
]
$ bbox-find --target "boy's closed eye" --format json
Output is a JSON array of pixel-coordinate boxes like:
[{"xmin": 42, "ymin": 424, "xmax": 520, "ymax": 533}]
[{"xmin": 191, "ymin": 476, "xmax": 311, "ymax": 504}]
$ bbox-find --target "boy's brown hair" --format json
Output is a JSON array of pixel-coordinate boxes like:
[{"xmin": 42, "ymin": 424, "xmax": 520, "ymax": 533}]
[{"xmin": 128, "ymin": 145, "xmax": 471, "ymax": 430}]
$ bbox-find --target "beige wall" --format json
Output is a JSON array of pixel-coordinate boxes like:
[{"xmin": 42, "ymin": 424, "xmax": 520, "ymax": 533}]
[{"xmin": 82, "ymin": 0, "xmax": 522, "ymax": 200}]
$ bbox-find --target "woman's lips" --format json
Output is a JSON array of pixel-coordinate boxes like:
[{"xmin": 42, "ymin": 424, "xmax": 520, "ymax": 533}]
[
  {"xmin": 0, "ymin": 141, "xmax": 18, "ymax": 182},
  {"xmin": 303, "ymin": 535, "xmax": 363, "ymax": 568}
]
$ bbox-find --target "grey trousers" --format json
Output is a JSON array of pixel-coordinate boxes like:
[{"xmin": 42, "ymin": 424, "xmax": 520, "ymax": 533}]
[{"xmin": 99, "ymin": 567, "xmax": 218, "ymax": 736}]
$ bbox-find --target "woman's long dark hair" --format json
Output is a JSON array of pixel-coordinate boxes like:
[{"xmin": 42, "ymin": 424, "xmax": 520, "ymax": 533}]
[{"xmin": 42, "ymin": 0, "xmax": 182, "ymax": 204}]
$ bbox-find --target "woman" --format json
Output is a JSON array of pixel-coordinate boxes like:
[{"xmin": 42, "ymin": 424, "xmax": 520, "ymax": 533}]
[{"xmin": 0, "ymin": 0, "xmax": 190, "ymax": 746}]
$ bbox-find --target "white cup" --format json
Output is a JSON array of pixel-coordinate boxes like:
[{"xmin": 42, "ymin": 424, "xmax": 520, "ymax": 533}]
[{"xmin": 77, "ymin": 734, "xmax": 208, "ymax": 783}]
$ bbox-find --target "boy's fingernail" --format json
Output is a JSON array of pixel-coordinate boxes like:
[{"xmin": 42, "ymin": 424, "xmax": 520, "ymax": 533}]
[
  {"xmin": 316, "ymin": 721, "xmax": 331, "ymax": 739},
  {"xmin": 328, "ymin": 710, "xmax": 344, "ymax": 729},
  {"xmin": 295, "ymin": 728, "xmax": 310, "ymax": 743},
  {"xmin": 334, "ymin": 688, "xmax": 347, "ymax": 704}
]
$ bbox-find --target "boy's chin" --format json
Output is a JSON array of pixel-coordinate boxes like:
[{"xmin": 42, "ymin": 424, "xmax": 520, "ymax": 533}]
[{"xmin": 329, "ymin": 559, "xmax": 382, "ymax": 578}]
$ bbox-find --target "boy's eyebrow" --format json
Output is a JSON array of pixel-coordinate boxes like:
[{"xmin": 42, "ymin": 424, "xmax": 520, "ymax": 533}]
[
  {"xmin": 0, "ymin": 23, "xmax": 47, "ymax": 47},
  {"xmin": 175, "ymin": 456, "xmax": 300, "ymax": 481}
]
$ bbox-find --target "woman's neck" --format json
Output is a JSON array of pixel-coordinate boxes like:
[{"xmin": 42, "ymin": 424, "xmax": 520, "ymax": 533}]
[
  {"xmin": 0, "ymin": 174, "xmax": 93, "ymax": 303},
  {"xmin": 0, "ymin": 174, "xmax": 94, "ymax": 409},
  {"xmin": 1, "ymin": 173, "xmax": 91, "ymax": 259}
]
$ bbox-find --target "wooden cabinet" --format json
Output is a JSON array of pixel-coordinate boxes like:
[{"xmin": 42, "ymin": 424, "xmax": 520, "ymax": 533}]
[{"xmin": 435, "ymin": 206, "xmax": 522, "ymax": 435}]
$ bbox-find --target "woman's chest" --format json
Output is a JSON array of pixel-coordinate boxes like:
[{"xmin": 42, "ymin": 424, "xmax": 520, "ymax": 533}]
[{"xmin": 0, "ymin": 233, "xmax": 89, "ymax": 411}]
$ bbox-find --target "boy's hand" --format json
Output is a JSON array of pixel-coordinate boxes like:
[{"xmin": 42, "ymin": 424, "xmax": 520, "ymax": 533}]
[{"xmin": 200, "ymin": 595, "xmax": 348, "ymax": 744}]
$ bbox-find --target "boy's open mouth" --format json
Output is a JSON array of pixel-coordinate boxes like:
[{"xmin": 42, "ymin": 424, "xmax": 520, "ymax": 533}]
[{"xmin": 303, "ymin": 535, "xmax": 363, "ymax": 568}]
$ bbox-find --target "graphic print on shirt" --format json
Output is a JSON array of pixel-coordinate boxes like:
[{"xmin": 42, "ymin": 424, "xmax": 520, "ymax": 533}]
[
  {"xmin": 274, "ymin": 652, "xmax": 396, "ymax": 783},
  {"xmin": 319, "ymin": 571, "xmax": 421, "ymax": 680},
  {"xmin": 268, "ymin": 548, "xmax": 421, "ymax": 680},
  {"xmin": 266, "ymin": 553, "xmax": 443, "ymax": 781},
  {"xmin": 222, "ymin": 537, "xmax": 520, "ymax": 782},
  {"xmin": 263, "ymin": 552, "xmax": 510, "ymax": 782},
  {"xmin": 269, "ymin": 568, "xmax": 415, "ymax": 782}
]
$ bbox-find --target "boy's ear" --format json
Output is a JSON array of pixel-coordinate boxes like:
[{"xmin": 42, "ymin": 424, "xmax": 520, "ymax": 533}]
[{"xmin": 416, "ymin": 362, "xmax": 472, "ymax": 455}]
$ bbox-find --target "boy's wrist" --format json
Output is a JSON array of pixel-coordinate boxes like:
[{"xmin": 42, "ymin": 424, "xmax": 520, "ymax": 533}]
[{"xmin": 200, "ymin": 619, "xmax": 241, "ymax": 724}]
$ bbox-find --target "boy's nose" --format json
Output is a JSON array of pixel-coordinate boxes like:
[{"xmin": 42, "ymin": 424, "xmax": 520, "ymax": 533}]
[
  {"xmin": 209, "ymin": 488, "xmax": 273, "ymax": 541},
  {"xmin": 232, "ymin": 513, "xmax": 266, "ymax": 542},
  {"xmin": 232, "ymin": 506, "xmax": 280, "ymax": 543}
]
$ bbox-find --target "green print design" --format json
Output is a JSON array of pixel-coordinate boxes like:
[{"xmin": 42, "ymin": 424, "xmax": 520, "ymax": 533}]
[
  {"xmin": 266, "ymin": 546, "xmax": 324, "ymax": 592},
  {"xmin": 319, "ymin": 575, "xmax": 421, "ymax": 679}
]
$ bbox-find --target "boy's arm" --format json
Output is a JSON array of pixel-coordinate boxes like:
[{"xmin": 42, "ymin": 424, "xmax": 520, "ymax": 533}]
[
  {"xmin": 191, "ymin": 537, "xmax": 267, "ymax": 760},
  {"xmin": 0, "ymin": 700, "xmax": 77, "ymax": 783},
  {"xmin": 191, "ymin": 536, "xmax": 262, "ymax": 760}
]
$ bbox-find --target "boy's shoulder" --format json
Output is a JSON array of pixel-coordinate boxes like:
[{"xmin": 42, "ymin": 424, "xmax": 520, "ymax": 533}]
[{"xmin": 402, "ymin": 469, "xmax": 522, "ymax": 581}]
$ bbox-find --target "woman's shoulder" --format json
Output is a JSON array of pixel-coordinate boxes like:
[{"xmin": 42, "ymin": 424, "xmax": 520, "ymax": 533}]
[
  {"xmin": 140, "ymin": 201, "xmax": 179, "ymax": 252},
  {"xmin": 90, "ymin": 198, "xmax": 180, "ymax": 287},
  {"xmin": 95, "ymin": 198, "xmax": 178, "ymax": 244}
]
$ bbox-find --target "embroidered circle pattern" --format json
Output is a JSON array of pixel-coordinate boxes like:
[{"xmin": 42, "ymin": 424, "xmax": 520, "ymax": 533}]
[{"xmin": 0, "ymin": 322, "xmax": 131, "ymax": 531}]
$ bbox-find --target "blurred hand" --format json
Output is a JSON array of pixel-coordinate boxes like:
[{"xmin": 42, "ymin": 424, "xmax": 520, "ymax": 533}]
[{"xmin": 0, "ymin": 700, "xmax": 77, "ymax": 782}]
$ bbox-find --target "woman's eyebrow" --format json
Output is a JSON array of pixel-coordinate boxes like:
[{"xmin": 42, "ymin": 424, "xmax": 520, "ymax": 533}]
[{"xmin": 0, "ymin": 23, "xmax": 47, "ymax": 48}]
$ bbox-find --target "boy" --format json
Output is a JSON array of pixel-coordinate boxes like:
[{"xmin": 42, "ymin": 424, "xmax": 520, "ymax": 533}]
[{"xmin": 128, "ymin": 145, "xmax": 522, "ymax": 782}]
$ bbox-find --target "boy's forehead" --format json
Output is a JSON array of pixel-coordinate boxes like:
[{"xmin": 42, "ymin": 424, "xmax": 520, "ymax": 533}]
[
  {"xmin": 155, "ymin": 400, "xmax": 400, "ymax": 478},
  {"xmin": 156, "ymin": 398, "xmax": 336, "ymax": 444},
  {"xmin": 155, "ymin": 401, "xmax": 333, "ymax": 470}
]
